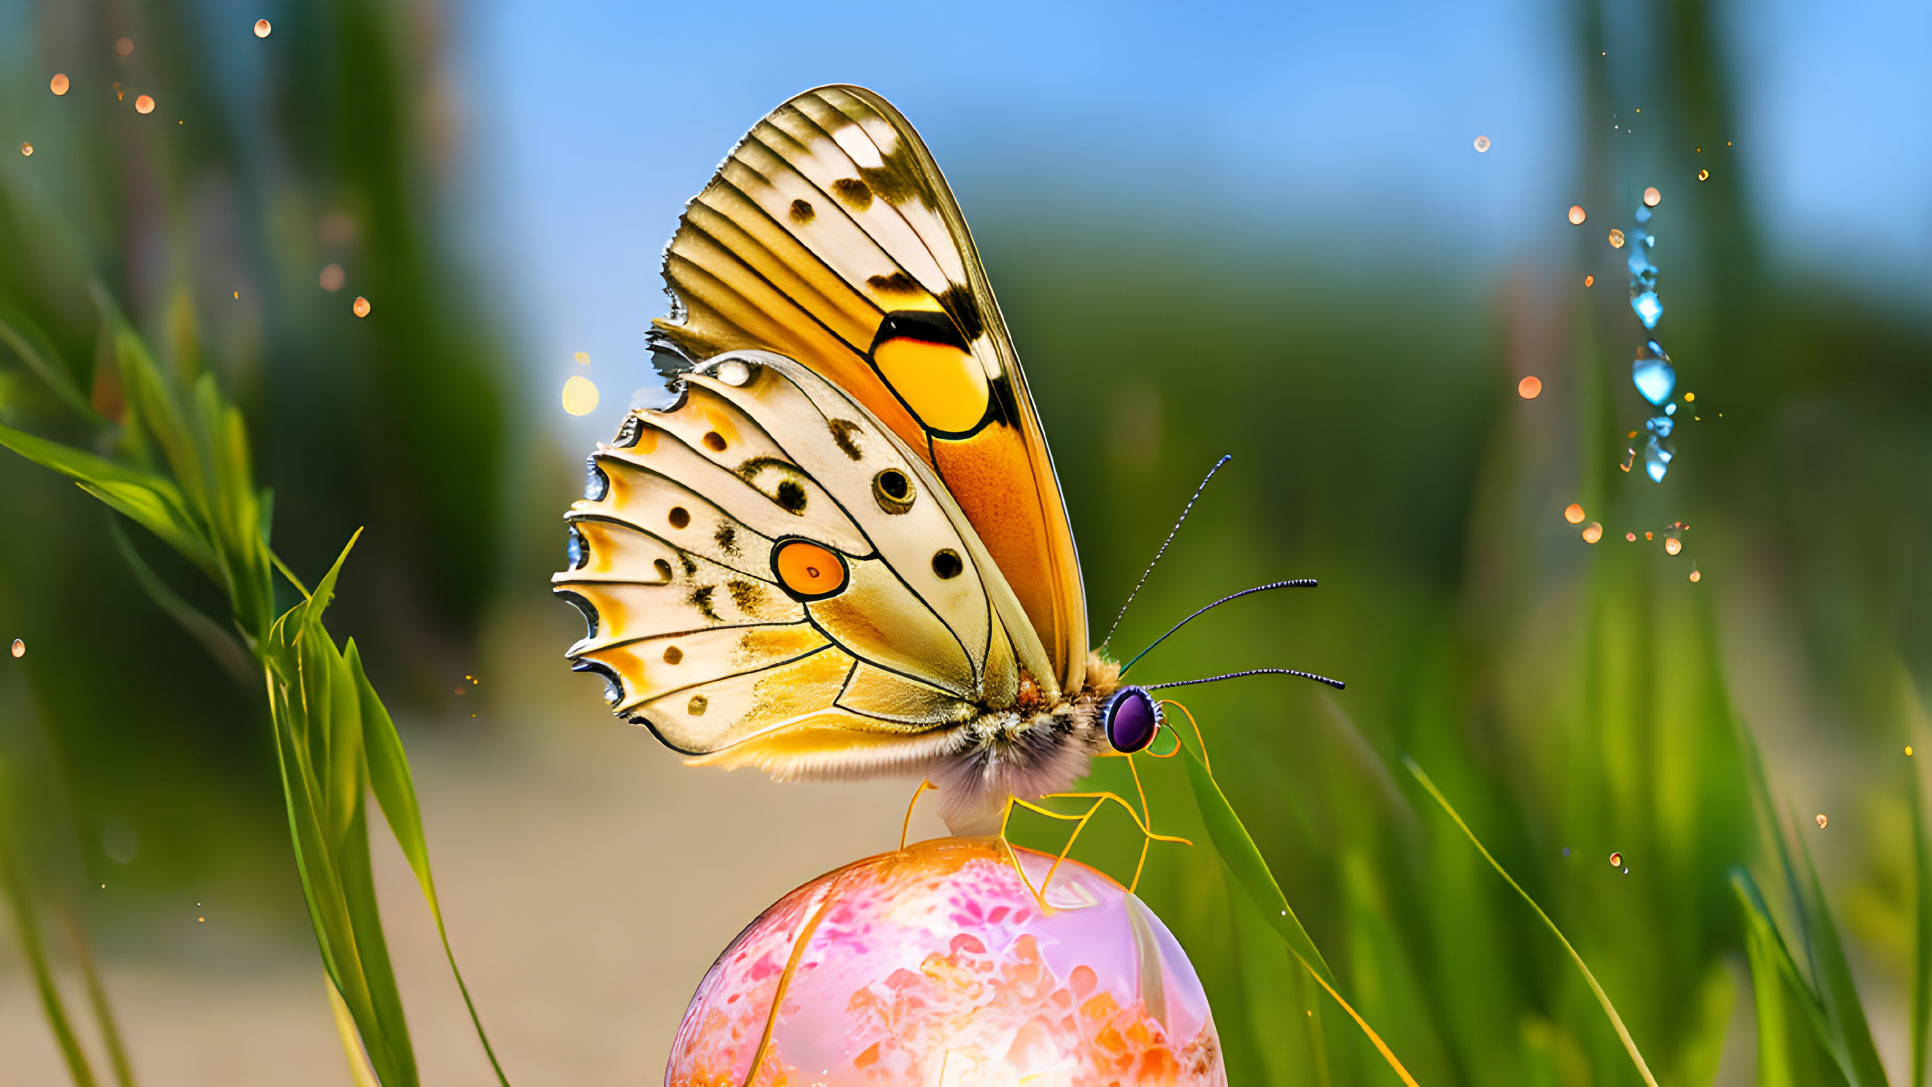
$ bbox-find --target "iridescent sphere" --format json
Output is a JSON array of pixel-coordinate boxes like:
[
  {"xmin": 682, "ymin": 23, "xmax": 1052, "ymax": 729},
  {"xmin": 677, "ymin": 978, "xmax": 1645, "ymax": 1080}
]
[{"xmin": 668, "ymin": 836, "xmax": 1225, "ymax": 1086}]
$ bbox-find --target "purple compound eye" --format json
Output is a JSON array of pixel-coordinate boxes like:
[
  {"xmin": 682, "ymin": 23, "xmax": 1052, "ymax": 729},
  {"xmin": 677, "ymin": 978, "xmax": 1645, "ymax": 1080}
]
[{"xmin": 1102, "ymin": 686, "xmax": 1161, "ymax": 754}]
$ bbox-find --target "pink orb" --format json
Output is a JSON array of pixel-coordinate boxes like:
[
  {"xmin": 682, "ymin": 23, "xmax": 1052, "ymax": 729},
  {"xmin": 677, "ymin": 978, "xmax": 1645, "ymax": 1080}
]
[{"xmin": 668, "ymin": 836, "xmax": 1225, "ymax": 1085}]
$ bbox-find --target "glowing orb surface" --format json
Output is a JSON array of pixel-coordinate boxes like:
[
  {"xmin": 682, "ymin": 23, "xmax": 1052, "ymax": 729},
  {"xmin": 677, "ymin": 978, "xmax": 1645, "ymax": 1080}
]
[{"xmin": 668, "ymin": 836, "xmax": 1224, "ymax": 1086}]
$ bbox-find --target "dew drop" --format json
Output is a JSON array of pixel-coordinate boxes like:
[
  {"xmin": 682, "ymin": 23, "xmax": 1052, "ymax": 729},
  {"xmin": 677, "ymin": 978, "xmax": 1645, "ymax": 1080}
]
[
  {"xmin": 351, "ymin": 296, "xmax": 371, "ymax": 318},
  {"xmin": 562, "ymin": 375, "xmax": 600, "ymax": 416},
  {"xmin": 1584, "ymin": 275, "xmax": 1595, "ymax": 287},
  {"xmin": 1907, "ymin": 746, "xmax": 1915, "ymax": 757},
  {"xmin": 1683, "ymin": 392, "xmax": 1695, "ymax": 402},
  {"xmin": 583, "ymin": 461, "xmax": 608, "ymax": 501},
  {"xmin": 318, "ymin": 263, "xmax": 345, "ymax": 291},
  {"xmin": 1626, "ymin": 532, "xmax": 1637, "ymax": 542},
  {"xmin": 1632, "ymin": 341, "xmax": 1676, "ymax": 405},
  {"xmin": 1647, "ymin": 414, "xmax": 1674, "ymax": 438},
  {"xmin": 716, "ymin": 359, "xmax": 753, "ymax": 387},
  {"xmin": 1564, "ymin": 503, "xmax": 1586, "ymax": 525},
  {"xmin": 1568, "ymin": 205, "xmax": 1587, "ymax": 225},
  {"xmin": 1608, "ymin": 229, "xmax": 1625, "ymax": 248},
  {"xmin": 1815, "ymin": 813, "xmax": 1828, "ymax": 829},
  {"xmin": 1697, "ymin": 169, "xmax": 1710, "ymax": 182},
  {"xmin": 1631, "ymin": 290, "xmax": 1663, "ymax": 329},
  {"xmin": 1609, "ymin": 852, "xmax": 1622, "ymax": 867},
  {"xmin": 1582, "ymin": 522, "xmax": 1603, "ymax": 544},
  {"xmin": 1473, "ymin": 135, "xmax": 1491, "ymax": 153},
  {"xmin": 9, "ymin": 638, "xmax": 23, "ymax": 658},
  {"xmin": 1517, "ymin": 375, "xmax": 1542, "ymax": 399},
  {"xmin": 254, "ymin": 18, "xmax": 272, "ymax": 38},
  {"xmin": 1644, "ymin": 436, "xmax": 1674, "ymax": 483},
  {"xmin": 1689, "ymin": 569, "xmax": 1701, "ymax": 583},
  {"xmin": 1664, "ymin": 537, "xmax": 1682, "ymax": 556},
  {"xmin": 50, "ymin": 73, "xmax": 69, "ymax": 95},
  {"xmin": 134, "ymin": 94, "xmax": 155, "ymax": 114},
  {"xmin": 1643, "ymin": 186, "xmax": 1661, "ymax": 207},
  {"xmin": 116, "ymin": 37, "xmax": 134, "ymax": 56},
  {"xmin": 18, "ymin": 142, "xmax": 30, "ymax": 157}
]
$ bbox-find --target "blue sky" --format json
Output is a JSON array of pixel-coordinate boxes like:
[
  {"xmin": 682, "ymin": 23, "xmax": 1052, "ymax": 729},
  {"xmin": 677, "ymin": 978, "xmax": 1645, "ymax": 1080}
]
[{"xmin": 455, "ymin": 0, "xmax": 1929, "ymax": 437}]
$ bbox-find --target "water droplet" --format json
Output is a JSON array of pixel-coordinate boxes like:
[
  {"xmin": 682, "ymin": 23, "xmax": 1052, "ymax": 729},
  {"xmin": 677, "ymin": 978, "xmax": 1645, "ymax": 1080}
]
[
  {"xmin": 1582, "ymin": 522, "xmax": 1603, "ymax": 544},
  {"xmin": 1626, "ymin": 532, "xmax": 1637, "ymax": 542},
  {"xmin": 1647, "ymin": 414, "xmax": 1674, "ymax": 438},
  {"xmin": 1632, "ymin": 341, "xmax": 1676, "ymax": 405},
  {"xmin": 1664, "ymin": 537, "xmax": 1683, "ymax": 556},
  {"xmin": 318, "ymin": 263, "xmax": 345, "ymax": 291},
  {"xmin": 1568, "ymin": 205, "xmax": 1587, "ymax": 225},
  {"xmin": 1815, "ymin": 814, "xmax": 1827, "ymax": 829},
  {"xmin": 134, "ymin": 94, "xmax": 155, "ymax": 114},
  {"xmin": 1635, "ymin": 206, "xmax": 1652, "ymax": 225},
  {"xmin": 584, "ymin": 460, "xmax": 609, "ymax": 501},
  {"xmin": 602, "ymin": 677, "xmax": 621, "ymax": 706},
  {"xmin": 716, "ymin": 359, "xmax": 753, "ymax": 387},
  {"xmin": 50, "ymin": 73, "xmax": 69, "ymax": 96},
  {"xmin": 1631, "ymin": 290, "xmax": 1663, "ymax": 329},
  {"xmin": 574, "ymin": 351, "xmax": 590, "ymax": 365},
  {"xmin": 1608, "ymin": 229, "xmax": 1626, "ymax": 248},
  {"xmin": 1683, "ymin": 392, "xmax": 1695, "ymax": 402},
  {"xmin": 1473, "ymin": 135, "xmax": 1491, "ymax": 153},
  {"xmin": 116, "ymin": 37, "xmax": 134, "ymax": 56},
  {"xmin": 9, "ymin": 638, "xmax": 23, "ymax": 658},
  {"xmin": 1609, "ymin": 852, "xmax": 1622, "ymax": 866},
  {"xmin": 254, "ymin": 18, "xmax": 272, "ymax": 38},
  {"xmin": 1517, "ymin": 375, "xmax": 1542, "ymax": 399},
  {"xmin": 1564, "ymin": 503, "xmax": 1586, "ymax": 525},
  {"xmin": 1689, "ymin": 569, "xmax": 1701, "ymax": 582},
  {"xmin": 562, "ymin": 375, "xmax": 600, "ymax": 416},
  {"xmin": 1665, "ymin": 402, "xmax": 1677, "ymax": 416},
  {"xmin": 18, "ymin": 142, "xmax": 30, "ymax": 157},
  {"xmin": 1907, "ymin": 746, "xmax": 1915, "ymax": 757},
  {"xmin": 566, "ymin": 525, "xmax": 587, "ymax": 569},
  {"xmin": 1584, "ymin": 275, "xmax": 1595, "ymax": 287},
  {"xmin": 1643, "ymin": 187, "xmax": 1661, "ymax": 207},
  {"xmin": 1697, "ymin": 169, "xmax": 1710, "ymax": 182},
  {"xmin": 1643, "ymin": 436, "xmax": 1674, "ymax": 482},
  {"xmin": 351, "ymin": 296, "xmax": 371, "ymax": 318}
]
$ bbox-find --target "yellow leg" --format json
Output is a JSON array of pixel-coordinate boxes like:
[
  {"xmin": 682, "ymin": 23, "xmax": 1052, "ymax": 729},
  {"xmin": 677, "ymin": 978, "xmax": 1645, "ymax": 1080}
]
[
  {"xmin": 1158, "ymin": 699, "xmax": 1212, "ymax": 773},
  {"xmin": 997, "ymin": 786, "xmax": 1194, "ymax": 910},
  {"xmin": 899, "ymin": 779, "xmax": 933, "ymax": 851}
]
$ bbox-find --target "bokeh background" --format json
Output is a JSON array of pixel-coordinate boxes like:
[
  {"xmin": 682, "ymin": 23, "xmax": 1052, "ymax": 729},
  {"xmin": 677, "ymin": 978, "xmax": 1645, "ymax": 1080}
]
[{"xmin": 3, "ymin": 0, "xmax": 1929, "ymax": 1083}]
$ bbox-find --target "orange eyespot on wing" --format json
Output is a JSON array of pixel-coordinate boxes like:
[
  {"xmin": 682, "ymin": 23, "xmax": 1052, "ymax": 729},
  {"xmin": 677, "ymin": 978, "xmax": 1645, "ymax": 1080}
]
[
  {"xmin": 649, "ymin": 85, "xmax": 1088, "ymax": 695},
  {"xmin": 773, "ymin": 538, "xmax": 848, "ymax": 600}
]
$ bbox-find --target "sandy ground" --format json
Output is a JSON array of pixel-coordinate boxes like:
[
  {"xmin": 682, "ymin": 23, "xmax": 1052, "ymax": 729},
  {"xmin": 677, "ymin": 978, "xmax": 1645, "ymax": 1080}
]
[{"xmin": 1, "ymin": 711, "xmax": 955, "ymax": 1085}]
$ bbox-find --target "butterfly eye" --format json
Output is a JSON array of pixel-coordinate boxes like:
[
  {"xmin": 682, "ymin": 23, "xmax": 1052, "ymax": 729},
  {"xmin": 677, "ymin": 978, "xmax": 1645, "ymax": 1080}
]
[
  {"xmin": 1101, "ymin": 686, "xmax": 1161, "ymax": 754},
  {"xmin": 872, "ymin": 468, "xmax": 916, "ymax": 514},
  {"xmin": 771, "ymin": 538, "xmax": 849, "ymax": 601}
]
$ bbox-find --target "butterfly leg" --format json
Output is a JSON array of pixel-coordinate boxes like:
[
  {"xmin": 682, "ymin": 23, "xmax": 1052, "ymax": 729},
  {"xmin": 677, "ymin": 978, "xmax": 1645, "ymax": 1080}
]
[
  {"xmin": 899, "ymin": 778, "xmax": 933, "ymax": 851},
  {"xmin": 998, "ymin": 788, "xmax": 1194, "ymax": 911}
]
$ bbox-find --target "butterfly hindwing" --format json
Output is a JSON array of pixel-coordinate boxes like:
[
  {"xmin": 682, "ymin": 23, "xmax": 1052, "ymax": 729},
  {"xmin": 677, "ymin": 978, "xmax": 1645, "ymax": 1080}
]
[
  {"xmin": 553, "ymin": 354, "xmax": 1050, "ymax": 777},
  {"xmin": 650, "ymin": 84, "xmax": 1088, "ymax": 697}
]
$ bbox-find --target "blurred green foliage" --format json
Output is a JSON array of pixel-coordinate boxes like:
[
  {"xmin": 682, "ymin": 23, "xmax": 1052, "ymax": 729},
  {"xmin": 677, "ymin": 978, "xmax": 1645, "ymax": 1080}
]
[{"xmin": 4, "ymin": 0, "xmax": 1932, "ymax": 1084}]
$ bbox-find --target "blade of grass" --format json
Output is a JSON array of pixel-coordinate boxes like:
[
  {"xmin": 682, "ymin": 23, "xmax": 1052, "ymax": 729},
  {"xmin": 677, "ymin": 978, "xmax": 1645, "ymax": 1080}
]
[
  {"xmin": 1406, "ymin": 757, "xmax": 1660, "ymax": 1087},
  {"xmin": 62, "ymin": 912, "xmax": 135, "ymax": 1087},
  {"xmin": 0, "ymin": 765, "xmax": 101, "ymax": 1087},
  {"xmin": 351, "ymin": 643, "xmax": 511, "ymax": 1083},
  {"xmin": 326, "ymin": 973, "xmax": 383, "ymax": 1087},
  {"xmin": 1178, "ymin": 744, "xmax": 1419, "ymax": 1086},
  {"xmin": 104, "ymin": 516, "xmax": 252, "ymax": 684}
]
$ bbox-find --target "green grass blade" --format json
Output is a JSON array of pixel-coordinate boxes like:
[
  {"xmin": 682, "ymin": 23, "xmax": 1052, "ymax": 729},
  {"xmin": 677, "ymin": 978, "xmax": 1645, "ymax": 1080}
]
[
  {"xmin": 62, "ymin": 912, "xmax": 136, "ymax": 1087},
  {"xmin": 1407, "ymin": 757, "xmax": 1660, "ymax": 1087},
  {"xmin": 350, "ymin": 643, "xmax": 512, "ymax": 1084},
  {"xmin": 0, "ymin": 765, "xmax": 101, "ymax": 1087},
  {"xmin": 1178, "ymin": 744, "xmax": 1419, "ymax": 1085},
  {"xmin": 104, "ymin": 516, "xmax": 252, "ymax": 684},
  {"xmin": 1791, "ymin": 823, "xmax": 1891, "ymax": 1086},
  {"xmin": 1915, "ymin": 756, "xmax": 1931, "ymax": 1087}
]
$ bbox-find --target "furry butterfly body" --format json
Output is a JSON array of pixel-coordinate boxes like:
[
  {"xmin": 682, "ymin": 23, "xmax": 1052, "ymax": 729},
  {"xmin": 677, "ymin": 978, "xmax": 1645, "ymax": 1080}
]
[{"xmin": 554, "ymin": 86, "xmax": 1124, "ymax": 835}]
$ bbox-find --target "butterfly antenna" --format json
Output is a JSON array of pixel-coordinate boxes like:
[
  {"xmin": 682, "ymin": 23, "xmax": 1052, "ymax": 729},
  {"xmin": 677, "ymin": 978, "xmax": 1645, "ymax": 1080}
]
[
  {"xmin": 1146, "ymin": 668, "xmax": 1346, "ymax": 692},
  {"xmin": 1099, "ymin": 454, "xmax": 1234, "ymax": 651},
  {"xmin": 1117, "ymin": 580, "xmax": 1318, "ymax": 678}
]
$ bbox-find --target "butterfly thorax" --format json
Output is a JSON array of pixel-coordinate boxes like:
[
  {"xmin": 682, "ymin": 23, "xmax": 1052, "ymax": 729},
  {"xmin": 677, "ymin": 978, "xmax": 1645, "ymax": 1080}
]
[{"xmin": 928, "ymin": 652, "xmax": 1121, "ymax": 837}]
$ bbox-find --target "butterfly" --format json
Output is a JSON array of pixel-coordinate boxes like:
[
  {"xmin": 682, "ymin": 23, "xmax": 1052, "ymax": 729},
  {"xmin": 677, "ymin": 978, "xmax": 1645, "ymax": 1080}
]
[{"xmin": 552, "ymin": 85, "xmax": 1339, "ymax": 842}]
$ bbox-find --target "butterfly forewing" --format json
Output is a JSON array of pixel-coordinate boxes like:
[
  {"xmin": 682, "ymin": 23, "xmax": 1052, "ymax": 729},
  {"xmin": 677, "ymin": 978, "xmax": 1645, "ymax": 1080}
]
[{"xmin": 650, "ymin": 84, "xmax": 1088, "ymax": 696}]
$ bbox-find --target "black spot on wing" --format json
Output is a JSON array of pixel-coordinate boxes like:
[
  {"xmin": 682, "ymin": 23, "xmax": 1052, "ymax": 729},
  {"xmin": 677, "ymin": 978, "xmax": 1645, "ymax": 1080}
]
[
  {"xmin": 828, "ymin": 419, "xmax": 864, "ymax": 461},
  {"xmin": 831, "ymin": 177, "xmax": 873, "ymax": 210},
  {"xmin": 715, "ymin": 524, "xmax": 739, "ymax": 554},
  {"xmin": 788, "ymin": 198, "xmax": 815, "ymax": 223},
  {"xmin": 866, "ymin": 271, "xmax": 920, "ymax": 295},
  {"xmin": 776, "ymin": 480, "xmax": 807, "ymax": 513},
  {"xmin": 727, "ymin": 579, "xmax": 765, "ymax": 613},
  {"xmin": 689, "ymin": 585, "xmax": 721, "ymax": 622},
  {"xmin": 936, "ymin": 283, "xmax": 985, "ymax": 342},
  {"xmin": 875, "ymin": 309, "xmax": 968, "ymax": 352},
  {"xmin": 858, "ymin": 164, "xmax": 917, "ymax": 206}
]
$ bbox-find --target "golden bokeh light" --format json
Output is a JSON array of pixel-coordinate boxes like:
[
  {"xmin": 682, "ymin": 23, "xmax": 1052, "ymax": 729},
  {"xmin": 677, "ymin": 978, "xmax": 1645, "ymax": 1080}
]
[
  {"xmin": 1563, "ymin": 503, "xmax": 1586, "ymax": 525},
  {"xmin": 319, "ymin": 264, "xmax": 345, "ymax": 291},
  {"xmin": 351, "ymin": 296, "xmax": 371, "ymax": 318},
  {"xmin": 254, "ymin": 19, "xmax": 272, "ymax": 38},
  {"xmin": 1643, "ymin": 186, "xmax": 1661, "ymax": 207},
  {"xmin": 562, "ymin": 375, "xmax": 600, "ymax": 416},
  {"xmin": 1582, "ymin": 522, "xmax": 1603, "ymax": 544},
  {"xmin": 1568, "ymin": 205, "xmax": 1586, "ymax": 225},
  {"xmin": 1608, "ymin": 229, "xmax": 1625, "ymax": 248},
  {"xmin": 134, "ymin": 94, "xmax": 155, "ymax": 114},
  {"xmin": 1517, "ymin": 376, "xmax": 1541, "ymax": 399},
  {"xmin": 1473, "ymin": 135, "xmax": 1491, "ymax": 153},
  {"xmin": 50, "ymin": 73, "xmax": 69, "ymax": 95}
]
